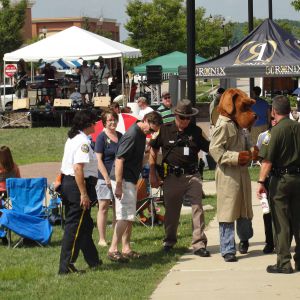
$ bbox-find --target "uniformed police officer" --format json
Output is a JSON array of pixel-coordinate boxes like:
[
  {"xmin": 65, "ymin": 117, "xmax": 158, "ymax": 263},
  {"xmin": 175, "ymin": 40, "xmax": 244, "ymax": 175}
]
[
  {"xmin": 149, "ymin": 99, "xmax": 210, "ymax": 257},
  {"xmin": 59, "ymin": 110, "xmax": 101, "ymax": 274},
  {"xmin": 257, "ymin": 95, "xmax": 300, "ymax": 274}
]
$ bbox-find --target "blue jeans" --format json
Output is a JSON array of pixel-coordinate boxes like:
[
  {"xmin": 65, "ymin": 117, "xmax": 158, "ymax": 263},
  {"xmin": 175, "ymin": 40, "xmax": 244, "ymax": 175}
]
[{"xmin": 219, "ymin": 218, "xmax": 253, "ymax": 256}]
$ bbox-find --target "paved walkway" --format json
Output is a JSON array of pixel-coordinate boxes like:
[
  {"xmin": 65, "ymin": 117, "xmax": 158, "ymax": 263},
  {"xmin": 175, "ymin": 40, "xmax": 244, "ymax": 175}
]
[{"xmin": 151, "ymin": 181, "xmax": 300, "ymax": 300}]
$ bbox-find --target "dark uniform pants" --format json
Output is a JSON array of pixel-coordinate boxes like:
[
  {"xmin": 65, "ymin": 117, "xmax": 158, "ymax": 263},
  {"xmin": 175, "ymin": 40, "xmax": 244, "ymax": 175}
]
[
  {"xmin": 269, "ymin": 174, "xmax": 300, "ymax": 269},
  {"xmin": 163, "ymin": 173, "xmax": 207, "ymax": 251},
  {"xmin": 59, "ymin": 176, "xmax": 100, "ymax": 274}
]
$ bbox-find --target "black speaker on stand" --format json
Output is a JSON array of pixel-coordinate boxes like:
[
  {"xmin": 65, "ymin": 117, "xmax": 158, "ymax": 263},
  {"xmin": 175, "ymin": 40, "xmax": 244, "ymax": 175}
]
[{"xmin": 146, "ymin": 65, "xmax": 162, "ymax": 85}]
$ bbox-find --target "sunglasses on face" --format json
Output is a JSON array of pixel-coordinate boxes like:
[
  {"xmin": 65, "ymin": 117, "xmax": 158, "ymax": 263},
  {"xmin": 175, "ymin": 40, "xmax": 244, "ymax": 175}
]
[
  {"xmin": 178, "ymin": 115, "xmax": 191, "ymax": 121},
  {"xmin": 164, "ymin": 96, "xmax": 171, "ymax": 99}
]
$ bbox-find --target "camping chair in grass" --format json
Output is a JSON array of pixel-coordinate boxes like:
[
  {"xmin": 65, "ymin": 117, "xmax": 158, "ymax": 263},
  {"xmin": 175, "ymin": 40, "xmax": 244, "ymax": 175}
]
[
  {"xmin": 135, "ymin": 171, "xmax": 164, "ymax": 228},
  {"xmin": 0, "ymin": 177, "xmax": 53, "ymax": 248}
]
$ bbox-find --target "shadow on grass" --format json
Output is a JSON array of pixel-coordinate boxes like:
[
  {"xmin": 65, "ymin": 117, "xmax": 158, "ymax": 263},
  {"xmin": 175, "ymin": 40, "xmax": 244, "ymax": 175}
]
[{"xmin": 99, "ymin": 246, "xmax": 190, "ymax": 271}]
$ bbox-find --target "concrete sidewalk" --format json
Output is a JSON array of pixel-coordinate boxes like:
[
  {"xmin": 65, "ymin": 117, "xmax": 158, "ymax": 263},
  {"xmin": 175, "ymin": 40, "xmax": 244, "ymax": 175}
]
[{"xmin": 151, "ymin": 181, "xmax": 300, "ymax": 300}]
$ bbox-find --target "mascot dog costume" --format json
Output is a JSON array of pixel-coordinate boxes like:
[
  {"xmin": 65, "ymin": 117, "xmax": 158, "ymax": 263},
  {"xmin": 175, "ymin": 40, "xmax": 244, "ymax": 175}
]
[{"xmin": 209, "ymin": 88, "xmax": 258, "ymax": 262}]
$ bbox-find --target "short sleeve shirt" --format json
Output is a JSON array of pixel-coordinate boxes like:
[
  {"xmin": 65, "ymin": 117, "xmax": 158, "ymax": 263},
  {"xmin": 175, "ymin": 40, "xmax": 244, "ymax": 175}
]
[
  {"xmin": 259, "ymin": 117, "xmax": 300, "ymax": 168},
  {"xmin": 157, "ymin": 104, "xmax": 175, "ymax": 124},
  {"xmin": 61, "ymin": 131, "xmax": 97, "ymax": 177},
  {"xmin": 110, "ymin": 123, "xmax": 146, "ymax": 184},
  {"xmin": 252, "ymin": 97, "xmax": 270, "ymax": 127},
  {"xmin": 94, "ymin": 131, "xmax": 122, "ymax": 179},
  {"xmin": 150, "ymin": 121, "xmax": 210, "ymax": 168}
]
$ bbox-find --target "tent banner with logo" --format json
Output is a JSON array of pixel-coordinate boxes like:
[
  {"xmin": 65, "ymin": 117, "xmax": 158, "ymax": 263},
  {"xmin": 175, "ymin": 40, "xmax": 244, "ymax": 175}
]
[{"xmin": 180, "ymin": 19, "xmax": 300, "ymax": 79}]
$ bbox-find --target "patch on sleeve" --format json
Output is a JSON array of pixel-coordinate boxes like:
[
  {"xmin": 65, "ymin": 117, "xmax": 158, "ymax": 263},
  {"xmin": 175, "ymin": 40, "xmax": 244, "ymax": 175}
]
[
  {"xmin": 262, "ymin": 132, "xmax": 271, "ymax": 145},
  {"xmin": 81, "ymin": 144, "xmax": 89, "ymax": 153}
]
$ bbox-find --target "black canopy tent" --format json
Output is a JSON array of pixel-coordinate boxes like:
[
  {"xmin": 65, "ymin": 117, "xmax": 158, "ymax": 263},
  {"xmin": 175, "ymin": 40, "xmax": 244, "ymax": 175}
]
[{"xmin": 180, "ymin": 19, "xmax": 300, "ymax": 79}]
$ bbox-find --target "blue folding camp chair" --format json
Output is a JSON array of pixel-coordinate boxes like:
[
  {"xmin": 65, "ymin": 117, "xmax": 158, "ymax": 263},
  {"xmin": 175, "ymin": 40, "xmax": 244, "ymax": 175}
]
[{"xmin": 0, "ymin": 177, "xmax": 53, "ymax": 248}]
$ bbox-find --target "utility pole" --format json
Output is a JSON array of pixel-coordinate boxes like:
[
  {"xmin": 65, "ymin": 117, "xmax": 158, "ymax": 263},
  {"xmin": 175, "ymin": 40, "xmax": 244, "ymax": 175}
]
[
  {"xmin": 248, "ymin": 0, "xmax": 254, "ymax": 97},
  {"xmin": 186, "ymin": 0, "xmax": 196, "ymax": 107}
]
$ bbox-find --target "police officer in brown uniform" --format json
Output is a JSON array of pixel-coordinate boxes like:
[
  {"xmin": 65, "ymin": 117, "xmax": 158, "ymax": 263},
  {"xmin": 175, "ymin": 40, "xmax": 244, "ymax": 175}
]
[
  {"xmin": 149, "ymin": 99, "xmax": 210, "ymax": 257},
  {"xmin": 257, "ymin": 95, "xmax": 300, "ymax": 274}
]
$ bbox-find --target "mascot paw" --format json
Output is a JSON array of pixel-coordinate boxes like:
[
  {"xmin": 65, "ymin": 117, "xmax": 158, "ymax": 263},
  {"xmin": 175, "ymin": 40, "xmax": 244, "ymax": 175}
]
[
  {"xmin": 250, "ymin": 146, "xmax": 259, "ymax": 161},
  {"xmin": 238, "ymin": 151, "xmax": 251, "ymax": 166}
]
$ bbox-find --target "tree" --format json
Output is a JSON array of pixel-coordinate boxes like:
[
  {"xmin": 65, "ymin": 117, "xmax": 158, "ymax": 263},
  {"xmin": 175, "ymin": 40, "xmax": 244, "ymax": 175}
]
[
  {"xmin": 0, "ymin": 0, "xmax": 27, "ymax": 66},
  {"xmin": 195, "ymin": 10, "xmax": 234, "ymax": 58},
  {"xmin": 125, "ymin": 0, "xmax": 235, "ymax": 62},
  {"xmin": 125, "ymin": 0, "xmax": 186, "ymax": 61},
  {"xmin": 291, "ymin": 0, "xmax": 300, "ymax": 11}
]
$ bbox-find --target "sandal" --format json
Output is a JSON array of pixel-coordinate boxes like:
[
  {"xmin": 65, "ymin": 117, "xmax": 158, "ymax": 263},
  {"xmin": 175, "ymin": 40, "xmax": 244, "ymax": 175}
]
[
  {"xmin": 122, "ymin": 251, "xmax": 141, "ymax": 259},
  {"xmin": 107, "ymin": 251, "xmax": 129, "ymax": 263}
]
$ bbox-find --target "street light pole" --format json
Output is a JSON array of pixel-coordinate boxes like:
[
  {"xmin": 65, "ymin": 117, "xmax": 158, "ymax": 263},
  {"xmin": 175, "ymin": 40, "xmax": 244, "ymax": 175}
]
[
  {"xmin": 248, "ymin": 0, "xmax": 254, "ymax": 97},
  {"xmin": 186, "ymin": 0, "xmax": 196, "ymax": 107}
]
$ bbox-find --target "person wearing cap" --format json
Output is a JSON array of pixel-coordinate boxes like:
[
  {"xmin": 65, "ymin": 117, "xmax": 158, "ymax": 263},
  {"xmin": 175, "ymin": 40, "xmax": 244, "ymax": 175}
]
[
  {"xmin": 157, "ymin": 92, "xmax": 175, "ymax": 124},
  {"xmin": 257, "ymin": 95, "xmax": 300, "ymax": 274},
  {"xmin": 149, "ymin": 99, "xmax": 210, "ymax": 257},
  {"xmin": 95, "ymin": 59, "xmax": 110, "ymax": 96}
]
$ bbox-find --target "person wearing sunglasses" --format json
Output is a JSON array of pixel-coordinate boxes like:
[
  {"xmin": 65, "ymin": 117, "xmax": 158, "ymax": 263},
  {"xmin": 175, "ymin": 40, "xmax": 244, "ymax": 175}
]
[
  {"xmin": 157, "ymin": 91, "xmax": 175, "ymax": 124},
  {"xmin": 149, "ymin": 99, "xmax": 211, "ymax": 257}
]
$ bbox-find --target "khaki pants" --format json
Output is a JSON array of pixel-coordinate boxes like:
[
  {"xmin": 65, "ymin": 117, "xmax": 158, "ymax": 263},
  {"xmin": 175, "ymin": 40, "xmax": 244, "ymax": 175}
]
[{"xmin": 163, "ymin": 173, "xmax": 207, "ymax": 251}]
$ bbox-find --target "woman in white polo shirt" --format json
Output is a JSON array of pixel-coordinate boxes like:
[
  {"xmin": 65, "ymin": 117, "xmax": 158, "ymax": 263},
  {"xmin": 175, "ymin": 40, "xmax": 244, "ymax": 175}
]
[{"xmin": 58, "ymin": 110, "xmax": 101, "ymax": 275}]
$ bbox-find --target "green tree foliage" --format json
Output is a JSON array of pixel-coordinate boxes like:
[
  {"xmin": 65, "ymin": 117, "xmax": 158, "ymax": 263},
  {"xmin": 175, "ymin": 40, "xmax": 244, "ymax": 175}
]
[
  {"xmin": 125, "ymin": 0, "xmax": 186, "ymax": 61},
  {"xmin": 291, "ymin": 0, "xmax": 300, "ymax": 11},
  {"xmin": 195, "ymin": 10, "xmax": 233, "ymax": 58},
  {"xmin": 0, "ymin": 0, "xmax": 27, "ymax": 64},
  {"xmin": 125, "ymin": 0, "xmax": 235, "ymax": 62}
]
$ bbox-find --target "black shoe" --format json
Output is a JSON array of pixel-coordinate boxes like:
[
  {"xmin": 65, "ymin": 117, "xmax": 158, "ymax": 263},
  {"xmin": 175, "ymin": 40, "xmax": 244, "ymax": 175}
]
[
  {"xmin": 89, "ymin": 260, "xmax": 103, "ymax": 270},
  {"xmin": 163, "ymin": 245, "xmax": 173, "ymax": 253},
  {"xmin": 194, "ymin": 248, "xmax": 210, "ymax": 257},
  {"xmin": 266, "ymin": 264, "xmax": 293, "ymax": 274},
  {"xmin": 223, "ymin": 253, "xmax": 238, "ymax": 262},
  {"xmin": 263, "ymin": 244, "xmax": 274, "ymax": 254},
  {"xmin": 67, "ymin": 264, "xmax": 86, "ymax": 274},
  {"xmin": 239, "ymin": 240, "xmax": 249, "ymax": 254}
]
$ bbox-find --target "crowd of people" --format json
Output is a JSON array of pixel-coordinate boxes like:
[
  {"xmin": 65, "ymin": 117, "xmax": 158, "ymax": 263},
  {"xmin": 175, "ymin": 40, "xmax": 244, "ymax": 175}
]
[
  {"xmin": 1, "ymin": 86, "xmax": 300, "ymax": 276},
  {"xmin": 11, "ymin": 57, "xmax": 127, "ymax": 108}
]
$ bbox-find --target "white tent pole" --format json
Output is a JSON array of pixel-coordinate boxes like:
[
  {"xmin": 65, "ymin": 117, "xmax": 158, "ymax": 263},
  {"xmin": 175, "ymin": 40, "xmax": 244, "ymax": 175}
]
[
  {"xmin": 121, "ymin": 55, "xmax": 124, "ymax": 107},
  {"xmin": 3, "ymin": 61, "xmax": 6, "ymax": 111},
  {"xmin": 31, "ymin": 61, "xmax": 33, "ymax": 82}
]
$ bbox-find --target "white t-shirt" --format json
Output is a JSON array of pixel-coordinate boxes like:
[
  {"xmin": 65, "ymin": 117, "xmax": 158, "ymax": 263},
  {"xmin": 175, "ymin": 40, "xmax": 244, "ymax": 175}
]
[
  {"xmin": 138, "ymin": 106, "xmax": 154, "ymax": 119},
  {"xmin": 61, "ymin": 131, "xmax": 97, "ymax": 178}
]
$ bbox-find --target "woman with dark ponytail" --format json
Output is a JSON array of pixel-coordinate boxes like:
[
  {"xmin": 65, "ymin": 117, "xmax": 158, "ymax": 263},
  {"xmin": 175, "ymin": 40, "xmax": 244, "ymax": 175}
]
[{"xmin": 58, "ymin": 110, "xmax": 101, "ymax": 274}]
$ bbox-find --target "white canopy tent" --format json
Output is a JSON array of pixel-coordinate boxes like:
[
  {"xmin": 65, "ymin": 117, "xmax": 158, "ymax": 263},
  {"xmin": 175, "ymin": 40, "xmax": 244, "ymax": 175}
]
[
  {"xmin": 4, "ymin": 26, "xmax": 141, "ymax": 61},
  {"xmin": 3, "ymin": 26, "xmax": 141, "ymax": 106}
]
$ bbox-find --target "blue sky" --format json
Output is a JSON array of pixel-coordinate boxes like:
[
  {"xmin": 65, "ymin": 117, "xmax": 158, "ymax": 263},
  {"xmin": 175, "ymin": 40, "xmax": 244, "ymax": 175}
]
[{"xmin": 32, "ymin": 0, "xmax": 300, "ymax": 40}]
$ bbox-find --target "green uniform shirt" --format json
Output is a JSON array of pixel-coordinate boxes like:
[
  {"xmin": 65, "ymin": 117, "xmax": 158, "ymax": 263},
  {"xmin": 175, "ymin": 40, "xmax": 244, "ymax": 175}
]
[{"xmin": 259, "ymin": 117, "xmax": 300, "ymax": 168}]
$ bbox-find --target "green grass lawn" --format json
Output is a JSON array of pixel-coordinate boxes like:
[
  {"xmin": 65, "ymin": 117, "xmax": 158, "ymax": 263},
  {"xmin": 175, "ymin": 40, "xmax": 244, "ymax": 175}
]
[
  {"xmin": 203, "ymin": 165, "xmax": 260, "ymax": 182},
  {"xmin": 0, "ymin": 127, "xmax": 68, "ymax": 165},
  {"xmin": 0, "ymin": 196, "xmax": 216, "ymax": 300}
]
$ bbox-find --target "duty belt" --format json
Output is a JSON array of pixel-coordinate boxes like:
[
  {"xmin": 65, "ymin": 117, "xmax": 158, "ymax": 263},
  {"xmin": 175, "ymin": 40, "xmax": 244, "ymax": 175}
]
[
  {"xmin": 271, "ymin": 166, "xmax": 300, "ymax": 177},
  {"xmin": 168, "ymin": 165, "xmax": 199, "ymax": 176}
]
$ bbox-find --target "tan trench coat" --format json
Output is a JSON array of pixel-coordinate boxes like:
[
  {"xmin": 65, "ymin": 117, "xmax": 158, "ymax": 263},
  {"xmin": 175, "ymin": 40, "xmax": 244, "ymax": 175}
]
[{"xmin": 209, "ymin": 115, "xmax": 253, "ymax": 222}]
